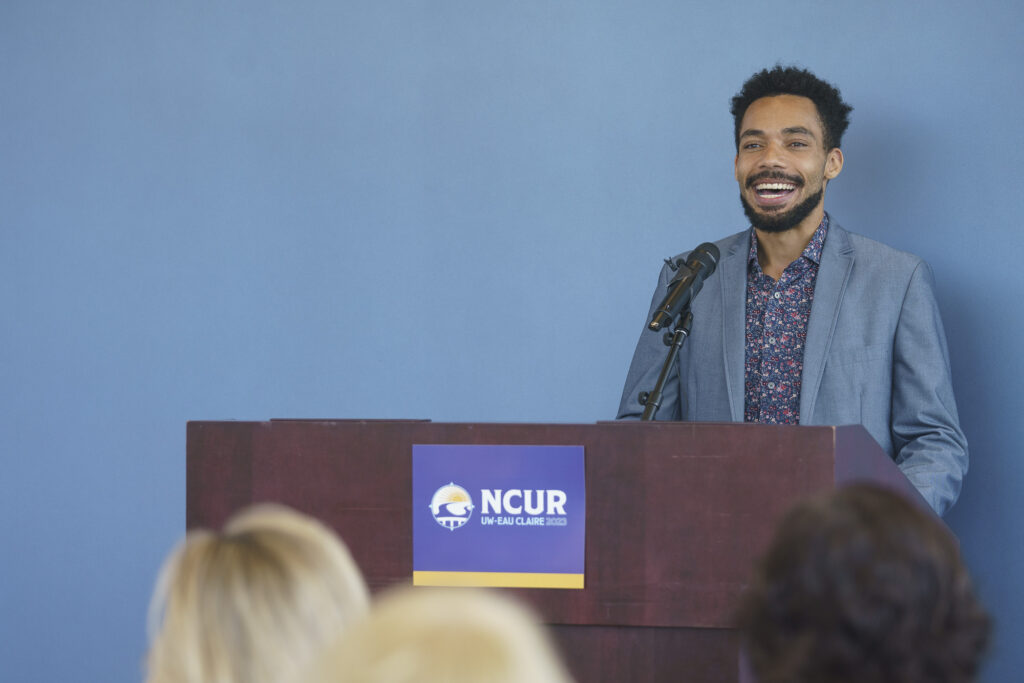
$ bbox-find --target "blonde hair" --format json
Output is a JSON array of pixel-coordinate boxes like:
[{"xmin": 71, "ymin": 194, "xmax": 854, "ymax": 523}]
[
  {"xmin": 145, "ymin": 504, "xmax": 369, "ymax": 683},
  {"xmin": 309, "ymin": 586, "xmax": 574, "ymax": 683}
]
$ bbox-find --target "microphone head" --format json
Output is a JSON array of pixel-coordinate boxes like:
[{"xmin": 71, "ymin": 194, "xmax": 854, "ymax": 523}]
[
  {"xmin": 648, "ymin": 241, "xmax": 720, "ymax": 331},
  {"xmin": 687, "ymin": 242, "xmax": 720, "ymax": 274}
]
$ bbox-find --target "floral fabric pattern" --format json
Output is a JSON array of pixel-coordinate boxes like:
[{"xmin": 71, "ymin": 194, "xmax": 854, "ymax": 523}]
[{"xmin": 743, "ymin": 215, "xmax": 829, "ymax": 424}]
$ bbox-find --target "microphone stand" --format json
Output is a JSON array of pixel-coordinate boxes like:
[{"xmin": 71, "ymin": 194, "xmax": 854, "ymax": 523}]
[{"xmin": 639, "ymin": 310, "xmax": 693, "ymax": 421}]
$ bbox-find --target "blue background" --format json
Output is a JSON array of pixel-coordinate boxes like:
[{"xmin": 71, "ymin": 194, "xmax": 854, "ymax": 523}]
[
  {"xmin": 413, "ymin": 444, "xmax": 585, "ymax": 574},
  {"xmin": 2, "ymin": 2, "xmax": 1021, "ymax": 680}
]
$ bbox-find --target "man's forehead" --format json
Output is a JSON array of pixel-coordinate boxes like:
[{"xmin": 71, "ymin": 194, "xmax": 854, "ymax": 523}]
[{"xmin": 740, "ymin": 94, "xmax": 823, "ymax": 136}]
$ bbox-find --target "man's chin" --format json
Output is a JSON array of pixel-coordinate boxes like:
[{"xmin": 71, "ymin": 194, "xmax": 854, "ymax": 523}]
[
  {"xmin": 740, "ymin": 188, "xmax": 823, "ymax": 233},
  {"xmin": 746, "ymin": 211, "xmax": 801, "ymax": 234}
]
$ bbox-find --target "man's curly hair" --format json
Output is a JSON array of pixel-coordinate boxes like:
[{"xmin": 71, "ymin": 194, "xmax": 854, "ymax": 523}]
[
  {"xmin": 736, "ymin": 484, "xmax": 991, "ymax": 683},
  {"xmin": 731, "ymin": 65, "xmax": 853, "ymax": 151}
]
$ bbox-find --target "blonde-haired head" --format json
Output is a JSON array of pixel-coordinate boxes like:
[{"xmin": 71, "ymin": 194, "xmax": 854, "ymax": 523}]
[
  {"xmin": 309, "ymin": 585, "xmax": 574, "ymax": 683},
  {"xmin": 145, "ymin": 504, "xmax": 369, "ymax": 683}
]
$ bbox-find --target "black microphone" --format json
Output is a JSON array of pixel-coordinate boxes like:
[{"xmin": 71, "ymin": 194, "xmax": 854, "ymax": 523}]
[{"xmin": 648, "ymin": 242, "xmax": 720, "ymax": 331}]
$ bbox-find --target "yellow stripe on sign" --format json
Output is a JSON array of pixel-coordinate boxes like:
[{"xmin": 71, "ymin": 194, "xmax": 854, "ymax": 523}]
[{"xmin": 413, "ymin": 571, "xmax": 584, "ymax": 589}]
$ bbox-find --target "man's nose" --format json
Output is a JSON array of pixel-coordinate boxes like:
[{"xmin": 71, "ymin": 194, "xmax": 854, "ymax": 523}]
[{"xmin": 758, "ymin": 141, "xmax": 786, "ymax": 168}]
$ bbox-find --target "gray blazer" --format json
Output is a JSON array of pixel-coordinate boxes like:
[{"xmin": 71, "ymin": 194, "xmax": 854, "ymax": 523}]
[{"xmin": 617, "ymin": 221, "xmax": 967, "ymax": 515}]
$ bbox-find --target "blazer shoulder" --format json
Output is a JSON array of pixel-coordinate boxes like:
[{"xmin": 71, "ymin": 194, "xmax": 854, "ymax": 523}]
[
  {"xmin": 830, "ymin": 222, "xmax": 928, "ymax": 272},
  {"xmin": 667, "ymin": 228, "xmax": 750, "ymax": 264}
]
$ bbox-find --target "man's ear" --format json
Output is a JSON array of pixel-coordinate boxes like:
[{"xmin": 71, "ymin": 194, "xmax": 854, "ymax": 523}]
[{"xmin": 825, "ymin": 148, "xmax": 844, "ymax": 180}]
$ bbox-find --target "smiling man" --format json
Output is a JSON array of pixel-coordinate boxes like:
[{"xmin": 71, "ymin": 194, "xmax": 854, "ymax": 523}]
[{"xmin": 617, "ymin": 66, "xmax": 968, "ymax": 515}]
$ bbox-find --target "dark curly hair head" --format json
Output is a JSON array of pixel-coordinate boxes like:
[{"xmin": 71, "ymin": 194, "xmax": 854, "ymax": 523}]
[
  {"xmin": 736, "ymin": 484, "xmax": 991, "ymax": 683},
  {"xmin": 731, "ymin": 66, "xmax": 853, "ymax": 151}
]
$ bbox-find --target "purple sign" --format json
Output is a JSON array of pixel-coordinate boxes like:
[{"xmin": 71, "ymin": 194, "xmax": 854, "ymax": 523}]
[{"xmin": 412, "ymin": 444, "xmax": 585, "ymax": 589}]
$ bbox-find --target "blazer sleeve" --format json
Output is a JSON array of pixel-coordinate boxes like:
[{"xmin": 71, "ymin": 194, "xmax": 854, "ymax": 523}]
[
  {"xmin": 890, "ymin": 260, "xmax": 969, "ymax": 516},
  {"xmin": 616, "ymin": 261, "xmax": 684, "ymax": 420}
]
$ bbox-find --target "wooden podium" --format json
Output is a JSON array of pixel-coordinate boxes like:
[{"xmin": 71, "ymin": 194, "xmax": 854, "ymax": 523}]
[{"xmin": 186, "ymin": 419, "xmax": 930, "ymax": 682}]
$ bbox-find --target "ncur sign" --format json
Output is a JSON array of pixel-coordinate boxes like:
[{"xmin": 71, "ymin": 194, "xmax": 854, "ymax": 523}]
[
  {"xmin": 412, "ymin": 443, "xmax": 586, "ymax": 589},
  {"xmin": 480, "ymin": 489, "xmax": 567, "ymax": 516}
]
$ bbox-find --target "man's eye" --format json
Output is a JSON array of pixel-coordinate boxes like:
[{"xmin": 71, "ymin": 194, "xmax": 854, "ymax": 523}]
[
  {"xmin": 743, "ymin": 143, "xmax": 761, "ymax": 150},
  {"xmin": 790, "ymin": 141, "xmax": 808, "ymax": 147}
]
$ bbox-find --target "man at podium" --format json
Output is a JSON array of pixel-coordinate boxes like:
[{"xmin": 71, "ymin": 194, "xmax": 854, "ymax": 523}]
[{"xmin": 617, "ymin": 66, "xmax": 967, "ymax": 516}]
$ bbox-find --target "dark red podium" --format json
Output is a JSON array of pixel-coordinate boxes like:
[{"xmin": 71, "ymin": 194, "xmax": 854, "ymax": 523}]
[{"xmin": 186, "ymin": 420, "xmax": 929, "ymax": 682}]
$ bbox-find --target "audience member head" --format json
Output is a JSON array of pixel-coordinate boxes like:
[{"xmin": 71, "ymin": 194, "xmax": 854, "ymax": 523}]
[
  {"xmin": 737, "ymin": 483, "xmax": 990, "ymax": 683},
  {"xmin": 145, "ymin": 503, "xmax": 370, "ymax": 683},
  {"xmin": 309, "ymin": 585, "xmax": 574, "ymax": 683}
]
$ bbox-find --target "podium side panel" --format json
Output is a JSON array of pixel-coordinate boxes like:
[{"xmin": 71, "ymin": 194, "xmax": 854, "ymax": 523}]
[{"xmin": 834, "ymin": 425, "xmax": 938, "ymax": 517}]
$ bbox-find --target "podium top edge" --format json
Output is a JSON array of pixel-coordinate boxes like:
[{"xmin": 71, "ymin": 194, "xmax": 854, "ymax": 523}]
[{"xmin": 184, "ymin": 419, "xmax": 857, "ymax": 432}]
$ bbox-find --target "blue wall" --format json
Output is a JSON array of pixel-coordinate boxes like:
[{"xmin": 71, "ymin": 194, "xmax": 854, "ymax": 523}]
[{"xmin": 2, "ymin": 2, "xmax": 1021, "ymax": 680}]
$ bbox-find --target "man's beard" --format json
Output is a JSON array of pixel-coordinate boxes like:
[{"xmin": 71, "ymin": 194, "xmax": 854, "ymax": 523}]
[{"xmin": 739, "ymin": 178, "xmax": 824, "ymax": 234}]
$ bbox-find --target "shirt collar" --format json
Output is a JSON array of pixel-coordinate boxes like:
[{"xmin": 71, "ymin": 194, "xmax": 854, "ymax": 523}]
[{"xmin": 747, "ymin": 212, "xmax": 830, "ymax": 267}]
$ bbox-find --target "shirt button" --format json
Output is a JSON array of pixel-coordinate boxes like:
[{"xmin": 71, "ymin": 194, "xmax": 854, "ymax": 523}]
[
  {"xmin": 774, "ymin": 292, "xmax": 781, "ymax": 299},
  {"xmin": 768, "ymin": 382, "xmax": 776, "ymax": 389}
]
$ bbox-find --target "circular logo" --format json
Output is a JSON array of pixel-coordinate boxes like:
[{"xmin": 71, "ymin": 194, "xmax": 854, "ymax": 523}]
[{"xmin": 429, "ymin": 482, "xmax": 474, "ymax": 531}]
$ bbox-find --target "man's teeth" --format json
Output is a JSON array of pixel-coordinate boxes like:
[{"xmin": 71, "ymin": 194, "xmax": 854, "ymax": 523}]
[{"xmin": 754, "ymin": 182, "xmax": 796, "ymax": 199}]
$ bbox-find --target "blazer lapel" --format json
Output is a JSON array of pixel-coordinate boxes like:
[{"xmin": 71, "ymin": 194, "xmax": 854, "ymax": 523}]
[
  {"xmin": 799, "ymin": 222, "xmax": 854, "ymax": 423},
  {"xmin": 719, "ymin": 232, "xmax": 750, "ymax": 422}
]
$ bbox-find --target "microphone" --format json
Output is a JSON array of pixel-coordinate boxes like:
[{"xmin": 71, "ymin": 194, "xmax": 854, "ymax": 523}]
[{"xmin": 648, "ymin": 242, "xmax": 720, "ymax": 331}]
